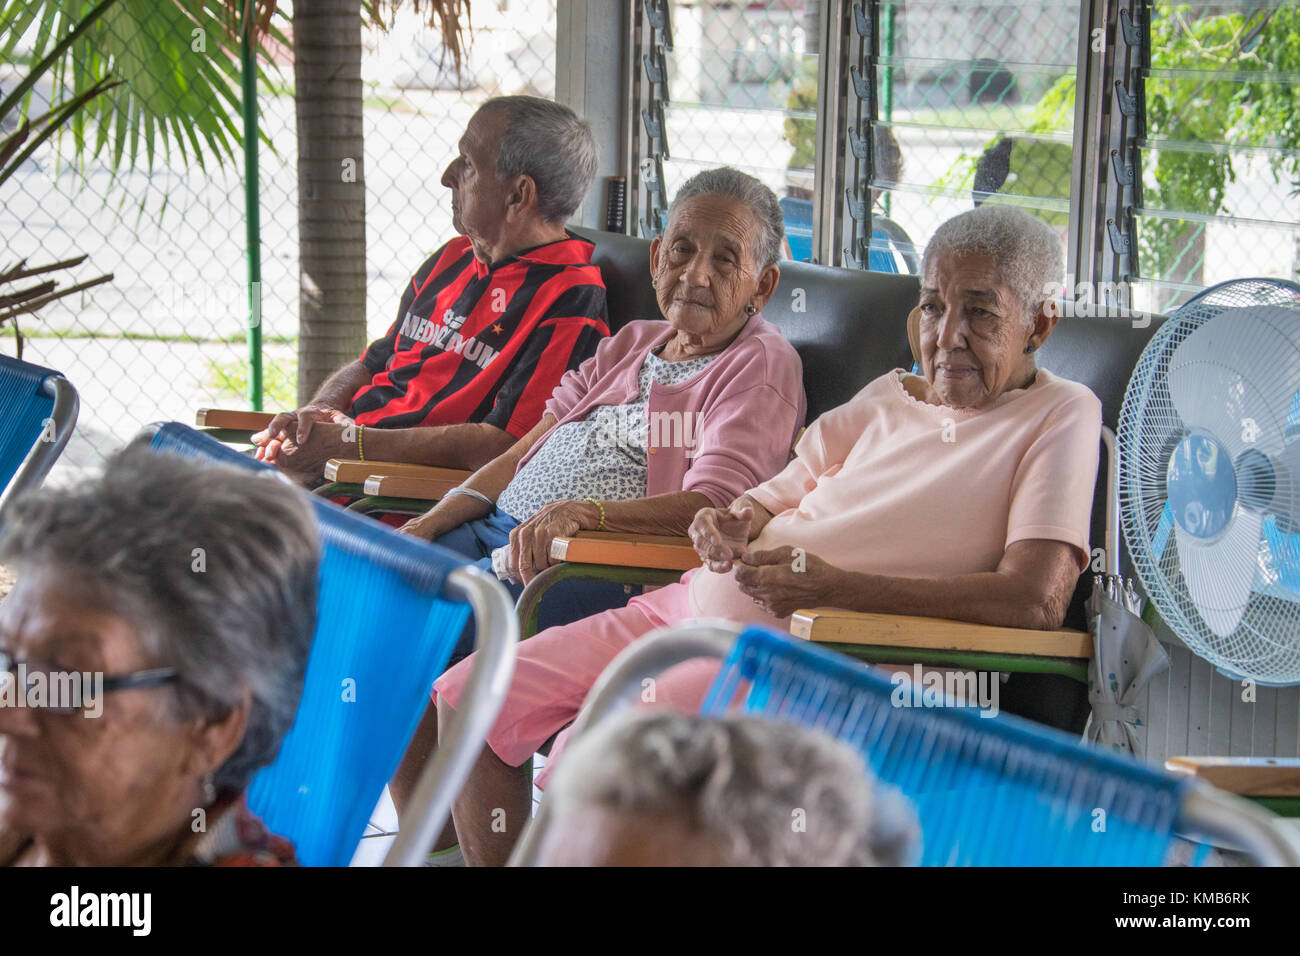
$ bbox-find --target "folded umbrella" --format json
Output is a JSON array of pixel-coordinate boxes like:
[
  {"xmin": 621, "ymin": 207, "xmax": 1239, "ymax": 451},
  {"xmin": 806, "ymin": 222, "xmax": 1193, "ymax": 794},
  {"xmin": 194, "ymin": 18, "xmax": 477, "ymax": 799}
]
[{"xmin": 1084, "ymin": 577, "xmax": 1170, "ymax": 756}]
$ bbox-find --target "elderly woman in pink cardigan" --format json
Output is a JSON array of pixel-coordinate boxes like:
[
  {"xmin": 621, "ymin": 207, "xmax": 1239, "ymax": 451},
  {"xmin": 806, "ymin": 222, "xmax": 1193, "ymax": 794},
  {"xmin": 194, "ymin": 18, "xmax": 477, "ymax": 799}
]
[
  {"xmin": 390, "ymin": 168, "xmax": 805, "ymax": 812},
  {"xmin": 433, "ymin": 203, "xmax": 1104, "ymax": 866}
]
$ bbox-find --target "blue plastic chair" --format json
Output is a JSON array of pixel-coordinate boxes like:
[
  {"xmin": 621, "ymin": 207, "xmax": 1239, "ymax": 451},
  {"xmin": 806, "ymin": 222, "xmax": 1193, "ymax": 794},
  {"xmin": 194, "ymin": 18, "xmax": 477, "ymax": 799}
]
[
  {"xmin": 0, "ymin": 355, "xmax": 78, "ymax": 528},
  {"xmin": 145, "ymin": 423, "xmax": 518, "ymax": 866},
  {"xmin": 779, "ymin": 196, "xmax": 814, "ymax": 262},
  {"xmin": 779, "ymin": 196, "xmax": 917, "ymax": 273},
  {"xmin": 511, "ymin": 623, "xmax": 1298, "ymax": 866}
]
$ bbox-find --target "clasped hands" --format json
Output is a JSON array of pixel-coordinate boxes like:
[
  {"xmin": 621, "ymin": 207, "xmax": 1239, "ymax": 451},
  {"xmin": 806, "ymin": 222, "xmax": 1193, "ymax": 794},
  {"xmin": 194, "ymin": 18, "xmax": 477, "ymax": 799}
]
[
  {"xmin": 251, "ymin": 404, "xmax": 356, "ymax": 482},
  {"xmin": 689, "ymin": 504, "xmax": 842, "ymax": 619}
]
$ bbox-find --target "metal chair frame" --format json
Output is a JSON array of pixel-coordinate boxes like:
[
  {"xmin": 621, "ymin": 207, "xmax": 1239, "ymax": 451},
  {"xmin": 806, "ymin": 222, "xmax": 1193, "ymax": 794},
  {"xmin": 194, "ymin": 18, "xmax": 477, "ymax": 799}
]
[{"xmin": 510, "ymin": 622, "xmax": 1300, "ymax": 867}]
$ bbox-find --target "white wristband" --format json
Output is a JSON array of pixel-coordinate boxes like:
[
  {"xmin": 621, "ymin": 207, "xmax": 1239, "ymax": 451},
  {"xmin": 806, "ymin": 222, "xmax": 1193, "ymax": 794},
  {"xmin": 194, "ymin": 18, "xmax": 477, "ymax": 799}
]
[{"xmin": 445, "ymin": 485, "xmax": 495, "ymax": 509}]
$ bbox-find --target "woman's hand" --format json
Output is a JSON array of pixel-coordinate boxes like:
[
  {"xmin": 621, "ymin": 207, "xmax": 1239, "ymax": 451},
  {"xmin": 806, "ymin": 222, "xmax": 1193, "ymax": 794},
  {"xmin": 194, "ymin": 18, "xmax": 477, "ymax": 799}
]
[
  {"xmin": 508, "ymin": 499, "xmax": 602, "ymax": 584},
  {"xmin": 689, "ymin": 504, "xmax": 754, "ymax": 572},
  {"xmin": 733, "ymin": 546, "xmax": 844, "ymax": 619},
  {"xmin": 397, "ymin": 510, "xmax": 443, "ymax": 541}
]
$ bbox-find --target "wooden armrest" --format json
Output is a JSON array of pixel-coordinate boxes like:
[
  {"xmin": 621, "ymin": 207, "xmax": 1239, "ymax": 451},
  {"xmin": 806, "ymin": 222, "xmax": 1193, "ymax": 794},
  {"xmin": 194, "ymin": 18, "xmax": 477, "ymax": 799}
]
[
  {"xmin": 362, "ymin": 471, "xmax": 468, "ymax": 500},
  {"xmin": 323, "ymin": 458, "xmax": 471, "ymax": 484},
  {"xmin": 1165, "ymin": 757, "xmax": 1300, "ymax": 797},
  {"xmin": 549, "ymin": 532, "xmax": 700, "ymax": 572},
  {"xmin": 790, "ymin": 609, "xmax": 1094, "ymax": 659},
  {"xmin": 195, "ymin": 408, "xmax": 275, "ymax": 430}
]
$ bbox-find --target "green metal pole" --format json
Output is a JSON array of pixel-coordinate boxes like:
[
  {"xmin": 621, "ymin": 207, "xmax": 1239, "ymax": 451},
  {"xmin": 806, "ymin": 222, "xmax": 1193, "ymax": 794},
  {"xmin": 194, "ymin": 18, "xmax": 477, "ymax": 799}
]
[
  {"xmin": 239, "ymin": 0, "xmax": 263, "ymax": 410},
  {"xmin": 881, "ymin": 1, "xmax": 895, "ymax": 218}
]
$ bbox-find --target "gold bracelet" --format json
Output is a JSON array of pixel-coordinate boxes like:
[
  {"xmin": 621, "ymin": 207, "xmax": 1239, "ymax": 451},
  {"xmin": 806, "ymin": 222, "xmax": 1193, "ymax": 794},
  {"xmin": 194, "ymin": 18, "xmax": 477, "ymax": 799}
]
[
  {"xmin": 356, "ymin": 423, "xmax": 365, "ymax": 462},
  {"xmin": 584, "ymin": 497, "xmax": 606, "ymax": 531}
]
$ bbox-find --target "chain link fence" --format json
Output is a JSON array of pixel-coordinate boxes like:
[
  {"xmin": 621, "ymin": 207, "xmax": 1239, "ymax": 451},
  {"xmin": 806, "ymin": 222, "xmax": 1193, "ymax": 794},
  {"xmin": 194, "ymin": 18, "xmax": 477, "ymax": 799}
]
[
  {"xmin": 647, "ymin": 1, "xmax": 1078, "ymax": 266},
  {"xmin": 1136, "ymin": 0, "xmax": 1300, "ymax": 313},
  {"xmin": 655, "ymin": 1, "xmax": 821, "ymax": 222},
  {"xmin": 649, "ymin": 0, "xmax": 1299, "ymax": 302},
  {"xmin": 866, "ymin": 0, "xmax": 1079, "ymax": 270},
  {"xmin": 1, "ymin": 0, "xmax": 557, "ymax": 484}
]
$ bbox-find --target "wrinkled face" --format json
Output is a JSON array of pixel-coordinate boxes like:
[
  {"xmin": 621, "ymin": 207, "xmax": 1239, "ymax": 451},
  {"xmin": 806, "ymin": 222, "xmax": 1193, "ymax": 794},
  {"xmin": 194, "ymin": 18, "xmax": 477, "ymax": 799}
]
[
  {"xmin": 0, "ymin": 569, "xmax": 196, "ymax": 850},
  {"xmin": 650, "ymin": 194, "xmax": 777, "ymax": 340},
  {"xmin": 441, "ymin": 107, "xmax": 512, "ymax": 262},
  {"xmin": 534, "ymin": 805, "xmax": 729, "ymax": 866},
  {"xmin": 918, "ymin": 251, "xmax": 1042, "ymax": 409}
]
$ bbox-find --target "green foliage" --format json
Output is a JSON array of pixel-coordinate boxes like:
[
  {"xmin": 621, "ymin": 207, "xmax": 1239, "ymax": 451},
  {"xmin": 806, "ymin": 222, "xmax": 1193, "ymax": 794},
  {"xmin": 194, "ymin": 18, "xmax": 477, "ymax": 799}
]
[
  {"xmin": 932, "ymin": 71, "xmax": 1075, "ymax": 226},
  {"xmin": 0, "ymin": 0, "xmax": 288, "ymax": 176},
  {"xmin": 206, "ymin": 350, "xmax": 296, "ymax": 408},
  {"xmin": 783, "ymin": 58, "xmax": 818, "ymax": 170},
  {"xmin": 1142, "ymin": 4, "xmax": 1300, "ymax": 280},
  {"xmin": 0, "ymin": 0, "xmax": 122, "ymax": 188}
]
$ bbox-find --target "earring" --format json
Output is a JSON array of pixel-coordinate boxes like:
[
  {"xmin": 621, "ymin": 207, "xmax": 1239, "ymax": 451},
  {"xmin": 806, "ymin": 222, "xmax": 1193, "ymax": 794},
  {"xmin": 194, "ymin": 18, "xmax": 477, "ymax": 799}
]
[
  {"xmin": 201, "ymin": 773, "xmax": 216, "ymax": 806},
  {"xmin": 745, "ymin": 304, "xmax": 757, "ymax": 315},
  {"xmin": 1025, "ymin": 344, "xmax": 1037, "ymax": 354}
]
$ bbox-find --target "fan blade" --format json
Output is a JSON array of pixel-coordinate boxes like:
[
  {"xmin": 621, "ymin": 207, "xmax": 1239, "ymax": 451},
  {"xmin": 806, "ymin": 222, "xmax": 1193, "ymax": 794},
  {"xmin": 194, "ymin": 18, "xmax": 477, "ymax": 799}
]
[
  {"xmin": 1259, "ymin": 517, "xmax": 1300, "ymax": 601},
  {"xmin": 1275, "ymin": 439, "xmax": 1300, "ymax": 526},
  {"xmin": 1167, "ymin": 307, "xmax": 1300, "ymax": 456},
  {"xmin": 1152, "ymin": 501, "xmax": 1174, "ymax": 561},
  {"xmin": 1175, "ymin": 509, "xmax": 1263, "ymax": 639}
]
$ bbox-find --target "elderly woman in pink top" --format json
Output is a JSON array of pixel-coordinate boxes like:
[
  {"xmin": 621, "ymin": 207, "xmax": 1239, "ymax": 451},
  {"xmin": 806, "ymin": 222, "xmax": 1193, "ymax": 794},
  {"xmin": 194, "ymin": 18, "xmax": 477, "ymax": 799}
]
[
  {"xmin": 389, "ymin": 167, "xmax": 805, "ymax": 819},
  {"xmin": 436, "ymin": 203, "xmax": 1103, "ymax": 866}
]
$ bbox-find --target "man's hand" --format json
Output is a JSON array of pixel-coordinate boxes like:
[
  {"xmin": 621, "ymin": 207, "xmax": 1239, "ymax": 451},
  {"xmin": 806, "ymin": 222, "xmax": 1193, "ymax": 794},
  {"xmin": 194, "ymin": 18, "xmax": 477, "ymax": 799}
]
[
  {"xmin": 261, "ymin": 421, "xmax": 357, "ymax": 484},
  {"xmin": 689, "ymin": 504, "xmax": 754, "ymax": 573},
  {"xmin": 733, "ymin": 546, "xmax": 844, "ymax": 620},
  {"xmin": 508, "ymin": 499, "xmax": 602, "ymax": 584},
  {"xmin": 252, "ymin": 404, "xmax": 352, "ymax": 464}
]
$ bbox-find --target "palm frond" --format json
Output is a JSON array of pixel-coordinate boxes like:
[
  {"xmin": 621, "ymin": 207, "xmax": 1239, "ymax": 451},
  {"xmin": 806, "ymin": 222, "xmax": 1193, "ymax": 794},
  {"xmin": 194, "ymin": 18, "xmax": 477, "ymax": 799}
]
[
  {"xmin": 1, "ymin": 0, "xmax": 288, "ymax": 176},
  {"xmin": 363, "ymin": 0, "xmax": 472, "ymax": 72}
]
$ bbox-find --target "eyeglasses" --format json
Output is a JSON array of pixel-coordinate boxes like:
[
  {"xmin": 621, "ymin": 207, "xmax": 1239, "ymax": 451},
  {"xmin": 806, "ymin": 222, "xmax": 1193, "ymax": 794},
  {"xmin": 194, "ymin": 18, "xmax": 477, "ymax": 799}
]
[{"xmin": 0, "ymin": 650, "xmax": 179, "ymax": 716}]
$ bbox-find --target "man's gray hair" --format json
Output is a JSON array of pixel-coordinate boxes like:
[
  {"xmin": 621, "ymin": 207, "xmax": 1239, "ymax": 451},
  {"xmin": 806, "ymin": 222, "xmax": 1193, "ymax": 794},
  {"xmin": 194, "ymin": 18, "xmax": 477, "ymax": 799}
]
[
  {"xmin": 667, "ymin": 167, "xmax": 785, "ymax": 268},
  {"xmin": 482, "ymin": 95, "xmax": 598, "ymax": 224},
  {"xmin": 920, "ymin": 204, "xmax": 1063, "ymax": 327},
  {"xmin": 545, "ymin": 710, "xmax": 920, "ymax": 866},
  {"xmin": 0, "ymin": 442, "xmax": 319, "ymax": 795}
]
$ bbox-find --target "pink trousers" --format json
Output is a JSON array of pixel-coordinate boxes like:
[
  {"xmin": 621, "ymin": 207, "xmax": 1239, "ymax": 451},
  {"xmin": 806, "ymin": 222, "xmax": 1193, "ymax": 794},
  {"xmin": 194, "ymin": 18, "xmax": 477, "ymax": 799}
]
[{"xmin": 433, "ymin": 574, "xmax": 728, "ymax": 788}]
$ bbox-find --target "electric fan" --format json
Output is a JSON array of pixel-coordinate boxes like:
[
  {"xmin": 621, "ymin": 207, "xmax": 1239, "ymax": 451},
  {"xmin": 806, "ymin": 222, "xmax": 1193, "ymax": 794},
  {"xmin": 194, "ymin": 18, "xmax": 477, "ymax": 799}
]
[{"xmin": 1118, "ymin": 281, "xmax": 1300, "ymax": 686}]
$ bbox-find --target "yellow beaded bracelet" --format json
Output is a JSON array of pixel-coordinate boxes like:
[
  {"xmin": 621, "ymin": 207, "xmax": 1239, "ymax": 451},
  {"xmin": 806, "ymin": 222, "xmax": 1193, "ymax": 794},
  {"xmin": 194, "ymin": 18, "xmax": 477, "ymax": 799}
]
[
  {"xmin": 584, "ymin": 497, "xmax": 606, "ymax": 531},
  {"xmin": 356, "ymin": 423, "xmax": 365, "ymax": 462}
]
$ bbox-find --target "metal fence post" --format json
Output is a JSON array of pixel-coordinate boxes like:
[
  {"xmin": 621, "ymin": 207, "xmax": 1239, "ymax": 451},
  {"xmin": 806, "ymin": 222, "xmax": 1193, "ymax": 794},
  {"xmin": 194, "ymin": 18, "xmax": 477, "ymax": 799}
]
[{"xmin": 239, "ymin": 0, "xmax": 264, "ymax": 411}]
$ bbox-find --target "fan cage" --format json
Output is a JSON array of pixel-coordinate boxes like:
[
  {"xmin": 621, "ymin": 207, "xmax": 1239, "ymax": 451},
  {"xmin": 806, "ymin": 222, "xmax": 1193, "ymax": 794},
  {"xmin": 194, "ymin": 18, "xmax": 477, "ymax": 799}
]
[{"xmin": 1117, "ymin": 290, "xmax": 1300, "ymax": 686}]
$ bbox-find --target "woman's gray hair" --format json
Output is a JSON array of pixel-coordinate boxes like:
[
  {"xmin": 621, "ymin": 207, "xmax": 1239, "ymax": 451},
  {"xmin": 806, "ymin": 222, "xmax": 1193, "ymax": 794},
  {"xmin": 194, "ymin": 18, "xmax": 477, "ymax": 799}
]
[
  {"xmin": 482, "ymin": 95, "xmax": 598, "ymax": 224},
  {"xmin": 920, "ymin": 204, "xmax": 1063, "ymax": 327},
  {"xmin": 545, "ymin": 710, "xmax": 920, "ymax": 866},
  {"xmin": 667, "ymin": 167, "xmax": 785, "ymax": 268},
  {"xmin": 0, "ymin": 442, "xmax": 319, "ymax": 795}
]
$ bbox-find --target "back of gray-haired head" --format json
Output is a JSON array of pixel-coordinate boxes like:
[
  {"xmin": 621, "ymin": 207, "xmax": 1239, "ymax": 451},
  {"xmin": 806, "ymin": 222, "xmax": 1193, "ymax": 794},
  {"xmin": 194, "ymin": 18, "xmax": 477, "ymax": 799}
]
[
  {"xmin": 481, "ymin": 95, "xmax": 598, "ymax": 223},
  {"xmin": 920, "ymin": 205, "xmax": 1063, "ymax": 328},
  {"xmin": 667, "ymin": 167, "xmax": 785, "ymax": 268},
  {"xmin": 0, "ymin": 441, "xmax": 319, "ymax": 794},
  {"xmin": 545, "ymin": 709, "xmax": 920, "ymax": 866}
]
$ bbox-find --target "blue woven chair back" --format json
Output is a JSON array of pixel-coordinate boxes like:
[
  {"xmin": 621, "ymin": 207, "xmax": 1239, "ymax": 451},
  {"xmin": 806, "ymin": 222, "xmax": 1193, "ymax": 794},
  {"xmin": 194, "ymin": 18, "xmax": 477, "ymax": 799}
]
[
  {"xmin": 702, "ymin": 627, "xmax": 1189, "ymax": 866},
  {"xmin": 779, "ymin": 196, "xmax": 814, "ymax": 262},
  {"xmin": 0, "ymin": 355, "xmax": 58, "ymax": 494},
  {"xmin": 148, "ymin": 423, "xmax": 472, "ymax": 865}
]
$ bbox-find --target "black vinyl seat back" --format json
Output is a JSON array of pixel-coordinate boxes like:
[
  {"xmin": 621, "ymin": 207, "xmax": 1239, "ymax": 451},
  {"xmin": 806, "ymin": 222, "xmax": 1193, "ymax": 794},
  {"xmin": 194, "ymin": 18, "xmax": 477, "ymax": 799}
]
[{"xmin": 1034, "ymin": 315, "xmax": 1165, "ymax": 628}]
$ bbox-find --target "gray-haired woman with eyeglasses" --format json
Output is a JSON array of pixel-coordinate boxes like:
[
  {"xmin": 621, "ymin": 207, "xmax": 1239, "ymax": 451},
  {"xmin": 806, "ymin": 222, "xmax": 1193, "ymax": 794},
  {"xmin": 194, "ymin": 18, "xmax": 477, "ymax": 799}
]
[{"xmin": 0, "ymin": 443, "xmax": 318, "ymax": 866}]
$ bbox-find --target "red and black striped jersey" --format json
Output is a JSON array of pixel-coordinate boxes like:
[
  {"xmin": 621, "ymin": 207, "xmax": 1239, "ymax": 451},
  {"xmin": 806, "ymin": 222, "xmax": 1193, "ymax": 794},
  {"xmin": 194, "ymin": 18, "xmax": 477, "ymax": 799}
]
[{"xmin": 350, "ymin": 233, "xmax": 609, "ymax": 437}]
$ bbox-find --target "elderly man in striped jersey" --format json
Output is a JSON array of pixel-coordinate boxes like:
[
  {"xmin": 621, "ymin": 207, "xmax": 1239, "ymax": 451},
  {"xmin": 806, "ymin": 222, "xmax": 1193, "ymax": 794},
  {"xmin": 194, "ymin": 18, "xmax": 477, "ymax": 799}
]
[{"xmin": 252, "ymin": 96, "xmax": 609, "ymax": 482}]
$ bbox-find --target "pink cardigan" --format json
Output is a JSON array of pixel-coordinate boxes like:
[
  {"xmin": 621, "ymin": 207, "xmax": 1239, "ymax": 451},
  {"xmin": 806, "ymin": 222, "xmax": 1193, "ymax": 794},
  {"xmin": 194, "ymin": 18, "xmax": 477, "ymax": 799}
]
[{"xmin": 516, "ymin": 316, "xmax": 806, "ymax": 507}]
